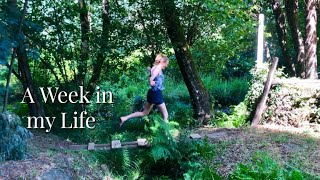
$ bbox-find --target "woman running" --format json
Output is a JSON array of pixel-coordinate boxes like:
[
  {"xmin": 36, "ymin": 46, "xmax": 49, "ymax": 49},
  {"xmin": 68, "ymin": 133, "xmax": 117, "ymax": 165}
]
[{"xmin": 120, "ymin": 53, "xmax": 169, "ymax": 126}]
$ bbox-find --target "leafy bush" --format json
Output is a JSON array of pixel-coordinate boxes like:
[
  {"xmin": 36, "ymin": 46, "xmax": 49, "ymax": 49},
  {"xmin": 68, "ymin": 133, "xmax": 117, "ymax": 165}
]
[
  {"xmin": 0, "ymin": 112, "xmax": 32, "ymax": 161},
  {"xmin": 149, "ymin": 115, "xmax": 180, "ymax": 162},
  {"xmin": 229, "ymin": 153, "xmax": 316, "ymax": 180},
  {"xmin": 205, "ymin": 77, "xmax": 249, "ymax": 107},
  {"xmin": 214, "ymin": 102, "xmax": 249, "ymax": 128},
  {"xmin": 141, "ymin": 124, "xmax": 223, "ymax": 179},
  {"xmin": 213, "ymin": 63, "xmax": 279, "ymax": 127},
  {"xmin": 183, "ymin": 137, "xmax": 222, "ymax": 180}
]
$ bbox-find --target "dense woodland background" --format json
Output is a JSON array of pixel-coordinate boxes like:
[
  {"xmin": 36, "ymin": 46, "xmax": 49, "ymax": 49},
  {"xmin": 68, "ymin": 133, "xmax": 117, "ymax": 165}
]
[{"xmin": 1, "ymin": 0, "xmax": 320, "ymax": 179}]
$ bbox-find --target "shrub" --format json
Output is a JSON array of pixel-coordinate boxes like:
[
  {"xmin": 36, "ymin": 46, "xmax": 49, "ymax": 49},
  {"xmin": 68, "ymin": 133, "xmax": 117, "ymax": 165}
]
[
  {"xmin": 214, "ymin": 102, "xmax": 249, "ymax": 128},
  {"xmin": 210, "ymin": 78, "xmax": 249, "ymax": 107},
  {"xmin": 183, "ymin": 137, "xmax": 223, "ymax": 180},
  {"xmin": 149, "ymin": 115, "xmax": 180, "ymax": 162},
  {"xmin": 229, "ymin": 153, "xmax": 315, "ymax": 180},
  {"xmin": 213, "ymin": 63, "xmax": 282, "ymax": 127},
  {"xmin": 0, "ymin": 112, "xmax": 32, "ymax": 161}
]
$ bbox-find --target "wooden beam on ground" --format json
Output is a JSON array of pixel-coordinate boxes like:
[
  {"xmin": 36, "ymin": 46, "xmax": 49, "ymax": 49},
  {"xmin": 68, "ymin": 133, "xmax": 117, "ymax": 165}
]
[
  {"xmin": 68, "ymin": 139, "xmax": 150, "ymax": 151},
  {"xmin": 251, "ymin": 57, "xmax": 279, "ymax": 127}
]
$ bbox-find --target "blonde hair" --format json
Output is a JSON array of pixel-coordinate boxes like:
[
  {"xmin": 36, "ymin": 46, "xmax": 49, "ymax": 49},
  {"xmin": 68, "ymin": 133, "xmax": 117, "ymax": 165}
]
[{"xmin": 154, "ymin": 53, "xmax": 169, "ymax": 65}]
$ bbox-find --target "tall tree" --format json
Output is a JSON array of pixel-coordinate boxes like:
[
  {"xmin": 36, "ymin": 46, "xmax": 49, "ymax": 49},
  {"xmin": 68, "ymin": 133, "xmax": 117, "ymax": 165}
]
[
  {"xmin": 271, "ymin": 0, "xmax": 296, "ymax": 76},
  {"xmin": 157, "ymin": 0, "xmax": 211, "ymax": 124},
  {"xmin": 87, "ymin": 0, "xmax": 110, "ymax": 98},
  {"xmin": 305, "ymin": 0, "xmax": 318, "ymax": 79},
  {"xmin": 78, "ymin": 0, "xmax": 90, "ymax": 86},
  {"xmin": 5, "ymin": 0, "xmax": 45, "ymax": 117},
  {"xmin": 284, "ymin": 0, "xmax": 306, "ymax": 78},
  {"xmin": 2, "ymin": 0, "xmax": 27, "ymax": 112}
]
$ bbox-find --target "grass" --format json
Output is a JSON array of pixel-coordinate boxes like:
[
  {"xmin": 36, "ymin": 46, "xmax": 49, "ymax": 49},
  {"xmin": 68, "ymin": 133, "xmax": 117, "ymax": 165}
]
[{"xmin": 202, "ymin": 75, "xmax": 250, "ymax": 107}]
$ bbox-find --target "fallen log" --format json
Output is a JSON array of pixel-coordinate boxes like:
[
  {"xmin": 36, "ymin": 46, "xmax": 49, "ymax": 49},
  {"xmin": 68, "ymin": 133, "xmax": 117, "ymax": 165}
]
[{"xmin": 251, "ymin": 57, "xmax": 279, "ymax": 126}]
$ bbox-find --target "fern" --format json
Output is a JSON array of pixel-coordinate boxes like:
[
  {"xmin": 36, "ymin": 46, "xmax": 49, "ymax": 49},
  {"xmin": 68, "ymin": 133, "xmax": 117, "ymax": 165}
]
[
  {"xmin": 149, "ymin": 115, "xmax": 180, "ymax": 162},
  {"xmin": 229, "ymin": 153, "xmax": 314, "ymax": 180},
  {"xmin": 183, "ymin": 137, "xmax": 223, "ymax": 180}
]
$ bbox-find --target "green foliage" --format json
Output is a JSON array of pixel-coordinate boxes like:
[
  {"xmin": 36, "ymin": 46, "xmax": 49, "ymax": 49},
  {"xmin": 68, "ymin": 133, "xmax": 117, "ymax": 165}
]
[
  {"xmin": 203, "ymin": 76, "xmax": 250, "ymax": 107},
  {"xmin": 0, "ymin": 112, "xmax": 32, "ymax": 161},
  {"xmin": 183, "ymin": 137, "xmax": 223, "ymax": 180},
  {"xmin": 149, "ymin": 115, "xmax": 180, "ymax": 162},
  {"xmin": 188, "ymin": 0, "xmax": 256, "ymax": 77},
  {"xmin": 229, "ymin": 153, "xmax": 315, "ymax": 180},
  {"xmin": 213, "ymin": 63, "xmax": 280, "ymax": 127},
  {"xmin": 261, "ymin": 82, "xmax": 320, "ymax": 125},
  {"xmin": 215, "ymin": 102, "xmax": 249, "ymax": 128}
]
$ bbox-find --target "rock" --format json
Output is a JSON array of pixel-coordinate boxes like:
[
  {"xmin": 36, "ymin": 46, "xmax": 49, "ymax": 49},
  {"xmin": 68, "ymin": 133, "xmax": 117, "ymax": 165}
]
[
  {"xmin": 206, "ymin": 132, "xmax": 228, "ymax": 139},
  {"xmin": 101, "ymin": 164, "xmax": 108, "ymax": 171},
  {"xmin": 37, "ymin": 168, "xmax": 71, "ymax": 180},
  {"xmin": 189, "ymin": 134, "xmax": 202, "ymax": 140},
  {"xmin": 283, "ymin": 143, "xmax": 301, "ymax": 152},
  {"xmin": 111, "ymin": 140, "xmax": 121, "ymax": 149},
  {"xmin": 88, "ymin": 143, "xmax": 95, "ymax": 150}
]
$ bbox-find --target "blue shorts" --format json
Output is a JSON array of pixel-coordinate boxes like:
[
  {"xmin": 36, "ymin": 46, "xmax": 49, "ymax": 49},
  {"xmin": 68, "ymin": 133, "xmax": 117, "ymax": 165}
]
[{"xmin": 147, "ymin": 89, "xmax": 164, "ymax": 105}]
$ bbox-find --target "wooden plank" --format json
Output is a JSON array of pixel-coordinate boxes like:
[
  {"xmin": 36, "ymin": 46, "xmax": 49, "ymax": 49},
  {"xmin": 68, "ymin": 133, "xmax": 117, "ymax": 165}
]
[
  {"xmin": 111, "ymin": 140, "xmax": 121, "ymax": 149},
  {"xmin": 88, "ymin": 143, "xmax": 95, "ymax": 150},
  {"xmin": 95, "ymin": 145, "xmax": 111, "ymax": 150},
  {"xmin": 95, "ymin": 143, "xmax": 111, "ymax": 148},
  {"xmin": 69, "ymin": 144, "xmax": 87, "ymax": 150},
  {"xmin": 122, "ymin": 141, "xmax": 138, "ymax": 146},
  {"xmin": 123, "ymin": 144, "xmax": 138, "ymax": 148}
]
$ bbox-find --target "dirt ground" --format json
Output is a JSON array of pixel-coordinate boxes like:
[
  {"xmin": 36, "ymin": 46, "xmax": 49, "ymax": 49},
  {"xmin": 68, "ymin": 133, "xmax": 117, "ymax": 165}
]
[
  {"xmin": 0, "ymin": 130, "xmax": 112, "ymax": 179},
  {"xmin": 196, "ymin": 124, "xmax": 320, "ymax": 177}
]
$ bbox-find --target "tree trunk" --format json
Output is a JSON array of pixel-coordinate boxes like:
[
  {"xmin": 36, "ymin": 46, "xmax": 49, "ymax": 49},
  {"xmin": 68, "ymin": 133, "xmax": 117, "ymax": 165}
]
[
  {"xmin": 4, "ymin": 0, "xmax": 44, "ymax": 117},
  {"xmin": 17, "ymin": 46, "xmax": 45, "ymax": 117},
  {"xmin": 3, "ymin": 0, "xmax": 27, "ymax": 112},
  {"xmin": 78, "ymin": 0, "xmax": 90, "ymax": 86},
  {"xmin": 305, "ymin": 0, "xmax": 318, "ymax": 79},
  {"xmin": 284, "ymin": 0, "xmax": 306, "ymax": 78},
  {"xmin": 87, "ymin": 0, "xmax": 110, "ymax": 98},
  {"xmin": 271, "ymin": 0, "xmax": 296, "ymax": 76},
  {"xmin": 158, "ymin": 0, "xmax": 211, "ymax": 124}
]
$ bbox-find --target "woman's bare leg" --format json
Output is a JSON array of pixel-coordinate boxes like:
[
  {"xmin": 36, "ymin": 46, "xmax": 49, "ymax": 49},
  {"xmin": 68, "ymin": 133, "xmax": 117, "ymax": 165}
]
[
  {"xmin": 120, "ymin": 102, "xmax": 154, "ymax": 126},
  {"xmin": 157, "ymin": 103, "xmax": 168, "ymax": 122}
]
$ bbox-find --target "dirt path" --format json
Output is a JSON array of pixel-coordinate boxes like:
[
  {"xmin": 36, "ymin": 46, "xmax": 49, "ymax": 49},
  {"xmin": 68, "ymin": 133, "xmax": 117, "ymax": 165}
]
[{"xmin": 0, "ymin": 130, "xmax": 110, "ymax": 179}]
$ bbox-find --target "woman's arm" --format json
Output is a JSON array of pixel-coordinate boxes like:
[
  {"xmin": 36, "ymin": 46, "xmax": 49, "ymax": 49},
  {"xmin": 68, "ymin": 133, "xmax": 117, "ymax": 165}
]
[{"xmin": 149, "ymin": 66, "xmax": 161, "ymax": 86}]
